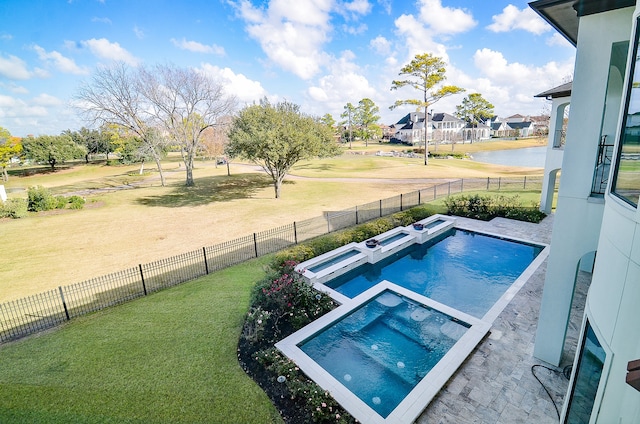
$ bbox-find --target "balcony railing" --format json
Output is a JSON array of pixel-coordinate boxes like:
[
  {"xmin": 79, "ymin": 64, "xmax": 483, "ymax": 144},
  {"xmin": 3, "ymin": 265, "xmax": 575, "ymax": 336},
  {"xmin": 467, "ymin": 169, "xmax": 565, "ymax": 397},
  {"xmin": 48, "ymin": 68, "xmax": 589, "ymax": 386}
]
[
  {"xmin": 591, "ymin": 135, "xmax": 614, "ymax": 196},
  {"xmin": 553, "ymin": 129, "xmax": 566, "ymax": 149}
]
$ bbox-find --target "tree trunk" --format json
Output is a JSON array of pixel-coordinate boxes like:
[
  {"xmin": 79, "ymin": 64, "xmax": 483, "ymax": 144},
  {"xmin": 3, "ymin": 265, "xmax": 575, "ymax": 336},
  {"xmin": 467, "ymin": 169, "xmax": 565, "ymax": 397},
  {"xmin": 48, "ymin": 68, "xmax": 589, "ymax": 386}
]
[
  {"xmin": 184, "ymin": 148, "xmax": 195, "ymax": 187},
  {"xmin": 274, "ymin": 174, "xmax": 285, "ymax": 199},
  {"xmin": 1, "ymin": 166, "xmax": 7, "ymax": 182},
  {"xmin": 152, "ymin": 155, "xmax": 165, "ymax": 187}
]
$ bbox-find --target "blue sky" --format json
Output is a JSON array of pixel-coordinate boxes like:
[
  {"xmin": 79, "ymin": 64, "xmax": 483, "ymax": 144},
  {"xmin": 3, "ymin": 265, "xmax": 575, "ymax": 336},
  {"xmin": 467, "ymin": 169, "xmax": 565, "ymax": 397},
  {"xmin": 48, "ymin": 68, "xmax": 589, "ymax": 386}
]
[{"xmin": 0, "ymin": 0, "xmax": 574, "ymax": 137}]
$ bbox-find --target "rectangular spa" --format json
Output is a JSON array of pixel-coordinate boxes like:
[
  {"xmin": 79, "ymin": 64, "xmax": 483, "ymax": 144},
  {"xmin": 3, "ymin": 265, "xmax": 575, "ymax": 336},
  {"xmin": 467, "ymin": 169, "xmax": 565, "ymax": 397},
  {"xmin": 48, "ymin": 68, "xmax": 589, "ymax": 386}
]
[{"xmin": 276, "ymin": 282, "xmax": 491, "ymax": 424}]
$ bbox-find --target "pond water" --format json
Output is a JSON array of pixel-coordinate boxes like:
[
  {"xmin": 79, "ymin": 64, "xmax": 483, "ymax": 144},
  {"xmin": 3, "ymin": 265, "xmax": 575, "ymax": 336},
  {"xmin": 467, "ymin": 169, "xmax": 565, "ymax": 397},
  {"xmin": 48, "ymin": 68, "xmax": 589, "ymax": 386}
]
[{"xmin": 471, "ymin": 146, "xmax": 546, "ymax": 168}]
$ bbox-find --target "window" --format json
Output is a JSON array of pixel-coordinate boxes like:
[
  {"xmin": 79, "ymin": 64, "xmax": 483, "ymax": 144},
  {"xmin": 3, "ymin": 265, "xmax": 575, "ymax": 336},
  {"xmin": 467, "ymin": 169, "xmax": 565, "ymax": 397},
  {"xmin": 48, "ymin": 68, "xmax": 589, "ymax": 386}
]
[
  {"xmin": 564, "ymin": 321, "xmax": 606, "ymax": 423},
  {"xmin": 612, "ymin": 17, "xmax": 640, "ymax": 207}
]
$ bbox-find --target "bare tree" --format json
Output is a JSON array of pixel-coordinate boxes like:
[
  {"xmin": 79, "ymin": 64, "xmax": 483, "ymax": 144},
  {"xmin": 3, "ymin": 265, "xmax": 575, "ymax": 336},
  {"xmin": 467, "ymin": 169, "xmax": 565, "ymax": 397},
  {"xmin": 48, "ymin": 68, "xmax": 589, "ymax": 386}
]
[
  {"xmin": 75, "ymin": 63, "xmax": 169, "ymax": 186},
  {"xmin": 139, "ymin": 64, "xmax": 237, "ymax": 186}
]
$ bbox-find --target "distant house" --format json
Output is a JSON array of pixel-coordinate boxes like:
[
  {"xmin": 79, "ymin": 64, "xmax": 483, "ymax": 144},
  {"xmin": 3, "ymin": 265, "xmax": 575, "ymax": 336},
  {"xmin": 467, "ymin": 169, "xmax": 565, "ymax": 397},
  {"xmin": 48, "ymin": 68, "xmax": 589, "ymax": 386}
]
[
  {"xmin": 487, "ymin": 115, "xmax": 536, "ymax": 137},
  {"xmin": 431, "ymin": 112, "xmax": 465, "ymax": 142},
  {"xmin": 393, "ymin": 112, "xmax": 431, "ymax": 145}
]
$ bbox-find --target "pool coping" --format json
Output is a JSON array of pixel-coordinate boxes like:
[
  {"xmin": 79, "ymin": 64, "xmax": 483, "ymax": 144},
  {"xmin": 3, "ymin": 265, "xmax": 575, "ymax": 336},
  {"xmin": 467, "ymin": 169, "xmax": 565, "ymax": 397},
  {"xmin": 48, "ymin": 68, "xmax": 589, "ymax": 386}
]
[
  {"xmin": 276, "ymin": 281, "xmax": 492, "ymax": 424},
  {"xmin": 280, "ymin": 224, "xmax": 550, "ymax": 423}
]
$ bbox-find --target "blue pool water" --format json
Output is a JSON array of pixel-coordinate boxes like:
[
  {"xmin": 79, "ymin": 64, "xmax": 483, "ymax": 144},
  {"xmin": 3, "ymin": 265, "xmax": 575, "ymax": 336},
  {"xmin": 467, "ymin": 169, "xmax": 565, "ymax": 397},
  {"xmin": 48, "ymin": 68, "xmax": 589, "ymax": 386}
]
[
  {"xmin": 299, "ymin": 290, "xmax": 470, "ymax": 418},
  {"xmin": 378, "ymin": 232, "xmax": 410, "ymax": 246},
  {"xmin": 325, "ymin": 229, "xmax": 543, "ymax": 319},
  {"xmin": 307, "ymin": 249, "xmax": 361, "ymax": 273}
]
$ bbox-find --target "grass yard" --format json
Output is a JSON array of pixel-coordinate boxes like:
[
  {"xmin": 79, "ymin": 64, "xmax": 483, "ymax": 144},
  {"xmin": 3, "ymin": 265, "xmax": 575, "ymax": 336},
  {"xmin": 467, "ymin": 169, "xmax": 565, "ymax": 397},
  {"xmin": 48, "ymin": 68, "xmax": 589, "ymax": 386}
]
[
  {"xmin": 0, "ymin": 139, "xmax": 545, "ymax": 303},
  {"xmin": 0, "ymin": 256, "xmax": 282, "ymax": 424}
]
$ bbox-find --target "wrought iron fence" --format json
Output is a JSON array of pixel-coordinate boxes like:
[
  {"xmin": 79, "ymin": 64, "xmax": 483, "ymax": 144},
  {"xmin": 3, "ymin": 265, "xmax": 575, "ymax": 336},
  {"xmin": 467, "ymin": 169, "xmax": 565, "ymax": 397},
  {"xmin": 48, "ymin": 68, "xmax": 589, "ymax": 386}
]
[{"xmin": 0, "ymin": 176, "xmax": 543, "ymax": 343}]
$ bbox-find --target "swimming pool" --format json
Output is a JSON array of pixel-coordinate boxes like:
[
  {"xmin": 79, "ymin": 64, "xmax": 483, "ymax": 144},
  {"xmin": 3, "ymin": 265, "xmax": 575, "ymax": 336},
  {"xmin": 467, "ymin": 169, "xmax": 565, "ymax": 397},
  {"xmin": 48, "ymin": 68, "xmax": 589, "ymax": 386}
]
[
  {"xmin": 280, "ymin": 222, "xmax": 548, "ymax": 423},
  {"xmin": 325, "ymin": 228, "xmax": 544, "ymax": 319}
]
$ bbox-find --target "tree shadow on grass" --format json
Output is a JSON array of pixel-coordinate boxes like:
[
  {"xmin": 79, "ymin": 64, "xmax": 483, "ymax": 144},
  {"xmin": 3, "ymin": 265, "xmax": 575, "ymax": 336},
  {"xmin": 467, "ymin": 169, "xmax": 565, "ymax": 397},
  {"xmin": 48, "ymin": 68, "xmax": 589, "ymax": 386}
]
[{"xmin": 136, "ymin": 173, "xmax": 275, "ymax": 207}]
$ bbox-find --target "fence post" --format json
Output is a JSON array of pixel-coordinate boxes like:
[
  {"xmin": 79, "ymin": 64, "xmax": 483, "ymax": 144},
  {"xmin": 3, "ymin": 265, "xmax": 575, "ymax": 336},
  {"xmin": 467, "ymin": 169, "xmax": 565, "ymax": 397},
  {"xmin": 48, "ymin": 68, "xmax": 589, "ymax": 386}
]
[
  {"xmin": 139, "ymin": 264, "xmax": 147, "ymax": 295},
  {"xmin": 400, "ymin": 194, "xmax": 403, "ymax": 211},
  {"xmin": 293, "ymin": 222, "xmax": 298, "ymax": 244},
  {"xmin": 433, "ymin": 185, "xmax": 436, "ymax": 200},
  {"xmin": 379, "ymin": 199, "xmax": 382, "ymax": 217},
  {"xmin": 58, "ymin": 286, "xmax": 70, "ymax": 321},
  {"xmin": 524, "ymin": 176, "xmax": 527, "ymax": 189},
  {"xmin": 253, "ymin": 233, "xmax": 259, "ymax": 258},
  {"xmin": 487, "ymin": 177, "xmax": 490, "ymax": 190},
  {"xmin": 326, "ymin": 213, "xmax": 331, "ymax": 234},
  {"xmin": 356, "ymin": 206, "xmax": 359, "ymax": 225},
  {"xmin": 498, "ymin": 177, "xmax": 502, "ymax": 190},
  {"xmin": 203, "ymin": 247, "xmax": 209, "ymax": 275},
  {"xmin": 461, "ymin": 179, "xmax": 464, "ymax": 193},
  {"xmin": 418, "ymin": 190, "xmax": 421, "ymax": 205},
  {"xmin": 448, "ymin": 181, "xmax": 451, "ymax": 196}
]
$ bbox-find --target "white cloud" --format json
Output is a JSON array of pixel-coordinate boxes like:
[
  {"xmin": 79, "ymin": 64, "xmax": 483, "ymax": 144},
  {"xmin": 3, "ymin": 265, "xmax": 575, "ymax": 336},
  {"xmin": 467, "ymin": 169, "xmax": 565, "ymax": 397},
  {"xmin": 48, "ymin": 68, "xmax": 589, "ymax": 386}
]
[
  {"xmin": 338, "ymin": 0, "xmax": 372, "ymax": 18},
  {"xmin": 306, "ymin": 51, "xmax": 377, "ymax": 118},
  {"xmin": 81, "ymin": 38, "xmax": 139, "ymax": 65},
  {"xmin": 547, "ymin": 32, "xmax": 573, "ymax": 47},
  {"xmin": 233, "ymin": 0, "xmax": 333, "ymax": 80},
  {"xmin": 0, "ymin": 54, "xmax": 36, "ymax": 80},
  {"xmin": 91, "ymin": 17, "xmax": 112, "ymax": 24},
  {"xmin": 32, "ymin": 93, "xmax": 63, "ymax": 107},
  {"xmin": 0, "ymin": 34, "xmax": 13, "ymax": 41},
  {"xmin": 487, "ymin": 5, "xmax": 550, "ymax": 35},
  {"xmin": 393, "ymin": 14, "xmax": 449, "ymax": 61},
  {"xmin": 134, "ymin": 26, "xmax": 145, "ymax": 39},
  {"xmin": 0, "ymin": 82, "xmax": 29, "ymax": 94},
  {"xmin": 471, "ymin": 48, "xmax": 574, "ymax": 114},
  {"xmin": 197, "ymin": 63, "xmax": 267, "ymax": 103},
  {"xmin": 370, "ymin": 35, "xmax": 391, "ymax": 56},
  {"xmin": 418, "ymin": 0, "xmax": 477, "ymax": 35},
  {"xmin": 33, "ymin": 45, "xmax": 89, "ymax": 75},
  {"xmin": 343, "ymin": 23, "xmax": 367, "ymax": 35},
  {"xmin": 170, "ymin": 38, "xmax": 225, "ymax": 55}
]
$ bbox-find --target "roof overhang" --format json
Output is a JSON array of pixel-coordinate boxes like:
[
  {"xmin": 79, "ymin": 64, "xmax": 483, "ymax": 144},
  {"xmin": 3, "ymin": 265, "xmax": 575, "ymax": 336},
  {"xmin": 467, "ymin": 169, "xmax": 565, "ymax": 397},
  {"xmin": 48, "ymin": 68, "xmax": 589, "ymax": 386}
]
[
  {"xmin": 534, "ymin": 81, "xmax": 573, "ymax": 98},
  {"xmin": 529, "ymin": 0, "xmax": 636, "ymax": 46}
]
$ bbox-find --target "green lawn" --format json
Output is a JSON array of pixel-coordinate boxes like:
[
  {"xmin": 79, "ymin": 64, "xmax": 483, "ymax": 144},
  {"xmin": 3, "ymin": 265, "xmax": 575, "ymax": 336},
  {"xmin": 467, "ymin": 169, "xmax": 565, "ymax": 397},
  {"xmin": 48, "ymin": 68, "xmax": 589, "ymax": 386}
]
[{"xmin": 0, "ymin": 256, "xmax": 282, "ymax": 424}]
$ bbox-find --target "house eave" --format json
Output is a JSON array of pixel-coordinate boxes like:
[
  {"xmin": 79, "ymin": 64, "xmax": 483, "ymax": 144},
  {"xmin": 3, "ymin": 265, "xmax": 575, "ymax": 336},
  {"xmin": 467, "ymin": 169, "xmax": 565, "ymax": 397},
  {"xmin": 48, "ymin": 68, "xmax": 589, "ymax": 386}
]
[{"xmin": 529, "ymin": 0, "xmax": 635, "ymax": 47}]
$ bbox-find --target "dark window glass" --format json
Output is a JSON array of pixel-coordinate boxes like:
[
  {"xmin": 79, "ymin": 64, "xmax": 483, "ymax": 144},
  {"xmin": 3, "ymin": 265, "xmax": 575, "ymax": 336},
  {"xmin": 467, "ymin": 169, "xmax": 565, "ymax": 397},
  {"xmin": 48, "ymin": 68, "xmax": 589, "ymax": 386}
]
[
  {"xmin": 613, "ymin": 17, "xmax": 640, "ymax": 207},
  {"xmin": 565, "ymin": 321, "xmax": 606, "ymax": 423}
]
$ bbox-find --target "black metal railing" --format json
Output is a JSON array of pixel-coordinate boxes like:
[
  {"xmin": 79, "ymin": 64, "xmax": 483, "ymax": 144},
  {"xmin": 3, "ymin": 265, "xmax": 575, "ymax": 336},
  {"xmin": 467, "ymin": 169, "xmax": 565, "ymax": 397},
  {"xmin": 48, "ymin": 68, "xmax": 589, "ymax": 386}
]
[
  {"xmin": 591, "ymin": 135, "xmax": 615, "ymax": 196},
  {"xmin": 0, "ymin": 176, "xmax": 543, "ymax": 343}
]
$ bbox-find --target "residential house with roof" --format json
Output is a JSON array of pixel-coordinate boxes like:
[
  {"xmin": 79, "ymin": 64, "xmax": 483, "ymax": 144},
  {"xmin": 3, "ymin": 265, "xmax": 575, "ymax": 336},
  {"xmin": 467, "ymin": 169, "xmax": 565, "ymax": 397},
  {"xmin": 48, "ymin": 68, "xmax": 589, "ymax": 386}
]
[
  {"xmin": 530, "ymin": 0, "xmax": 640, "ymax": 422},
  {"xmin": 392, "ymin": 112, "xmax": 430, "ymax": 145},
  {"xmin": 431, "ymin": 112, "xmax": 465, "ymax": 142}
]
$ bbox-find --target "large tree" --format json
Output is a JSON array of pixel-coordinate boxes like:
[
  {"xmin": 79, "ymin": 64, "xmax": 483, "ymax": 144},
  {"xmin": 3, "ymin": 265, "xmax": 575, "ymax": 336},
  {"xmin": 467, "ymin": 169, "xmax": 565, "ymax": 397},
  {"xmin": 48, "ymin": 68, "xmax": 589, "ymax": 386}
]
[
  {"xmin": 138, "ymin": 64, "xmax": 237, "ymax": 186},
  {"xmin": 354, "ymin": 98, "xmax": 381, "ymax": 147},
  {"xmin": 390, "ymin": 53, "xmax": 464, "ymax": 164},
  {"xmin": 63, "ymin": 127, "xmax": 112, "ymax": 163},
  {"xmin": 455, "ymin": 93, "xmax": 495, "ymax": 143},
  {"xmin": 22, "ymin": 134, "xmax": 86, "ymax": 170},
  {"xmin": 340, "ymin": 102, "xmax": 357, "ymax": 149},
  {"xmin": 75, "ymin": 63, "xmax": 169, "ymax": 186},
  {"xmin": 0, "ymin": 127, "xmax": 21, "ymax": 182},
  {"xmin": 226, "ymin": 99, "xmax": 341, "ymax": 198}
]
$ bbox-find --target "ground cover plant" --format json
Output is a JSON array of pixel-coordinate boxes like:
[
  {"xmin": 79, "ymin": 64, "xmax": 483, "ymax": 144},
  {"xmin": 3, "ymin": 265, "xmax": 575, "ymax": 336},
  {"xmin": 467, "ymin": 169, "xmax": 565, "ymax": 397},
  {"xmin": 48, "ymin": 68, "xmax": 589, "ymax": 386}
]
[{"xmin": 0, "ymin": 257, "xmax": 282, "ymax": 424}]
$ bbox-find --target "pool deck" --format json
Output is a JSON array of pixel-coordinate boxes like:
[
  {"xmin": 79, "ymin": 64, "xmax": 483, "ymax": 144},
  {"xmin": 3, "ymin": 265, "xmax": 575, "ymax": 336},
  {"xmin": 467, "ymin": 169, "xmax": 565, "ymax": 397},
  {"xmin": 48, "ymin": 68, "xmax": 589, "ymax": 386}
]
[{"xmin": 416, "ymin": 214, "xmax": 588, "ymax": 424}]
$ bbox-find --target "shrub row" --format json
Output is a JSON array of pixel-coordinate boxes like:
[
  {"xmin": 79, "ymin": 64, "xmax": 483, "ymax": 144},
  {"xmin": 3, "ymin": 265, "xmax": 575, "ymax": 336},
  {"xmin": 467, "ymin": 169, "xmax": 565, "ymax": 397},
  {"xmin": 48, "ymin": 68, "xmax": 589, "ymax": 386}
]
[
  {"xmin": 444, "ymin": 193, "xmax": 546, "ymax": 223},
  {"xmin": 0, "ymin": 186, "xmax": 85, "ymax": 219},
  {"xmin": 271, "ymin": 204, "xmax": 443, "ymax": 269}
]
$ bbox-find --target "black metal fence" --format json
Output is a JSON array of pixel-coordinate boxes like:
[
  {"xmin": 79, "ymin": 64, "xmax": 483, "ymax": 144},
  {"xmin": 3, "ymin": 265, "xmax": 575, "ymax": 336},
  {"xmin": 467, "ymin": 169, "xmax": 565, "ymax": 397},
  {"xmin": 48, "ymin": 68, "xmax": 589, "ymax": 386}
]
[{"xmin": 0, "ymin": 176, "xmax": 543, "ymax": 343}]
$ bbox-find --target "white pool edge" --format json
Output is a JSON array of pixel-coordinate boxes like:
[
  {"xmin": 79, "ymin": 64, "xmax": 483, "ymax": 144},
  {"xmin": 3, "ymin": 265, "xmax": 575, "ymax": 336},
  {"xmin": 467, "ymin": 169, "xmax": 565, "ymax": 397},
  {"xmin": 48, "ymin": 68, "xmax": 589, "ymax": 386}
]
[{"xmin": 276, "ymin": 281, "xmax": 492, "ymax": 424}]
